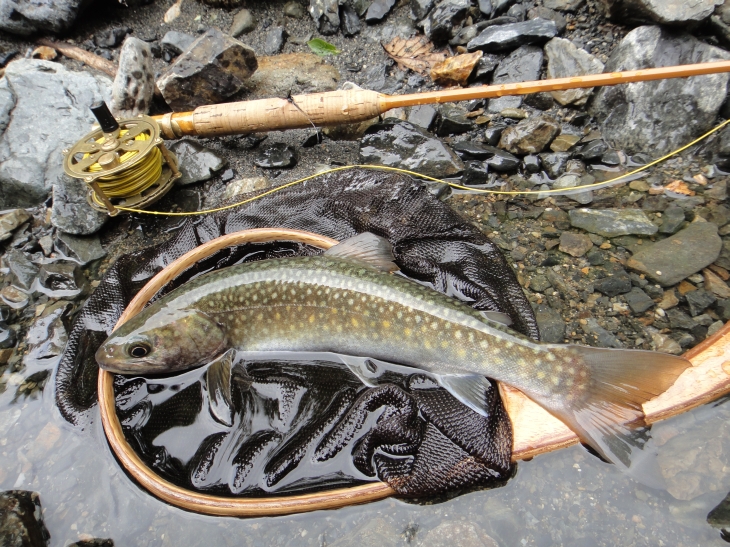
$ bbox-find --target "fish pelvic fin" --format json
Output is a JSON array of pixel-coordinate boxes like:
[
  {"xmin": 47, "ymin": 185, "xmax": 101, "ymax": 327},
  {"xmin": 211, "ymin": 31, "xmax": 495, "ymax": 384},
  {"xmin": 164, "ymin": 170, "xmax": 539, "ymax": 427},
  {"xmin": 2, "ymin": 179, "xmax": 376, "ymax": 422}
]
[
  {"xmin": 548, "ymin": 345, "xmax": 691, "ymax": 487},
  {"xmin": 324, "ymin": 232, "xmax": 399, "ymax": 273},
  {"xmin": 434, "ymin": 373, "xmax": 493, "ymax": 418}
]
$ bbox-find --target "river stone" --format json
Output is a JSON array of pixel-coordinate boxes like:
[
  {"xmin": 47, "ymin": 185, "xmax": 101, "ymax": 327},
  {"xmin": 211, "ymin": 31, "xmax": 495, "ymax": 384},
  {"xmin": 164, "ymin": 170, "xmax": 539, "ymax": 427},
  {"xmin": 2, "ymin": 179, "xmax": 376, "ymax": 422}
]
[
  {"xmin": 625, "ymin": 286, "xmax": 654, "ymax": 314},
  {"xmin": 527, "ymin": 7, "xmax": 567, "ymax": 33},
  {"xmin": 487, "ymin": 45, "xmax": 542, "ymax": 112},
  {"xmin": 168, "ymin": 140, "xmax": 227, "ymax": 185},
  {"xmin": 54, "ymin": 232, "xmax": 106, "ymax": 265},
  {"xmin": 342, "ymin": 3, "xmax": 362, "ymax": 36},
  {"xmin": 559, "ymin": 232, "xmax": 592, "ymax": 257},
  {"xmin": 582, "ymin": 317, "xmax": 623, "ymax": 348},
  {"xmin": 452, "ymin": 142, "xmax": 519, "ymax": 172},
  {"xmin": 309, "ymin": 0, "xmax": 340, "ymax": 35},
  {"xmin": 467, "ymin": 18, "xmax": 558, "ymax": 53},
  {"xmin": 554, "ymin": 174, "xmax": 592, "ymax": 204},
  {"xmin": 359, "ymin": 119, "xmax": 464, "ymax": 178},
  {"xmin": 498, "ymin": 115, "xmax": 559, "ymax": 154},
  {"xmin": 686, "ymin": 288, "xmax": 717, "ymax": 316},
  {"xmin": 161, "ymin": 31, "xmax": 196, "ymax": 56},
  {"xmin": 419, "ymin": 521, "xmax": 499, "ymax": 547},
  {"xmin": 544, "ymin": 37, "xmax": 604, "ymax": 106},
  {"xmin": 569, "ymin": 208, "xmax": 658, "ymax": 238},
  {"xmin": 589, "ymin": 26, "xmax": 730, "ymax": 156},
  {"xmin": 0, "ymin": 491, "xmax": 50, "ymax": 546},
  {"xmin": 230, "ymin": 9, "xmax": 257, "ymax": 36},
  {"xmin": 157, "ymin": 28, "xmax": 258, "ymax": 111},
  {"xmin": 238, "ymin": 53, "xmax": 340, "ymax": 100},
  {"xmin": 660, "ymin": 205, "xmax": 686, "ymax": 234},
  {"xmin": 111, "ymin": 37, "xmax": 154, "ymax": 118},
  {"xmin": 627, "ymin": 222, "xmax": 722, "ymax": 286},
  {"xmin": 254, "ymin": 143, "xmax": 298, "ymax": 168},
  {"xmin": 0, "ymin": 0, "xmax": 88, "ymax": 35},
  {"xmin": 263, "ymin": 27, "xmax": 287, "ymax": 55},
  {"xmin": 366, "ymin": 0, "xmax": 397, "ymax": 23},
  {"xmin": 422, "ymin": 0, "xmax": 470, "ymax": 45},
  {"xmin": 544, "ymin": 0, "xmax": 584, "ymax": 11},
  {"xmin": 5, "ymin": 249, "xmax": 37, "ymax": 290},
  {"xmin": 51, "ymin": 177, "xmax": 108, "ymax": 235},
  {"xmin": 598, "ymin": 0, "xmax": 721, "ymax": 25},
  {"xmin": 533, "ymin": 304, "xmax": 565, "ymax": 343},
  {"xmin": 0, "ymin": 210, "xmax": 30, "ymax": 242}
]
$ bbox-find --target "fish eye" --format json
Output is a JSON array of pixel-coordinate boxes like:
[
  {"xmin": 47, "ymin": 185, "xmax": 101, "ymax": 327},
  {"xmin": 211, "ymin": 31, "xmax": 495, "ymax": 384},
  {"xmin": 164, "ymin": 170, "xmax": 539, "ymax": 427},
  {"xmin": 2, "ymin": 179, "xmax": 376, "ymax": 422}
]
[{"xmin": 129, "ymin": 343, "xmax": 151, "ymax": 358}]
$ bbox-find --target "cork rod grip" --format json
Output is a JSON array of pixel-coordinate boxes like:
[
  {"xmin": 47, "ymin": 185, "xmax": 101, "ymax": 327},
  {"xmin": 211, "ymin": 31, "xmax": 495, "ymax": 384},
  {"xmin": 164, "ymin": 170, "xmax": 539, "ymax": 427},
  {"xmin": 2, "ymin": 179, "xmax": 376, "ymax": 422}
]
[{"xmin": 155, "ymin": 89, "xmax": 385, "ymax": 138}]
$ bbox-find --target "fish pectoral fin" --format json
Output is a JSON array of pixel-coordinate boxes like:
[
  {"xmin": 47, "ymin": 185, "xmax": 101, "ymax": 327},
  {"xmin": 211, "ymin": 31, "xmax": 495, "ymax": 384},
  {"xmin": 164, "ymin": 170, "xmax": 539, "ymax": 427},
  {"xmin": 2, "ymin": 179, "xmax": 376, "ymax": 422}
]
[
  {"xmin": 479, "ymin": 310, "xmax": 513, "ymax": 327},
  {"xmin": 434, "ymin": 373, "xmax": 492, "ymax": 418},
  {"xmin": 324, "ymin": 232, "xmax": 399, "ymax": 273},
  {"xmin": 206, "ymin": 349, "xmax": 236, "ymax": 427}
]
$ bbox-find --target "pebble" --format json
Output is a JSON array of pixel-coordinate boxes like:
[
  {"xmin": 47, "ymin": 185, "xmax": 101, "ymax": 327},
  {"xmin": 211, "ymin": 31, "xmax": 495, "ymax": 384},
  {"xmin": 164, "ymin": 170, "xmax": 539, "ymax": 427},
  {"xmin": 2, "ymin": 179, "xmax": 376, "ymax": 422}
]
[
  {"xmin": 283, "ymin": 1, "xmax": 305, "ymax": 18},
  {"xmin": 111, "ymin": 37, "xmax": 154, "ymax": 118},
  {"xmin": 160, "ymin": 31, "xmax": 196, "ymax": 56},
  {"xmin": 533, "ymin": 304, "xmax": 566, "ymax": 343},
  {"xmin": 558, "ymin": 232, "xmax": 592, "ymax": 257},
  {"xmin": 222, "ymin": 177, "xmax": 271, "ymax": 201},
  {"xmin": 467, "ymin": 18, "xmax": 558, "ymax": 53},
  {"xmin": 582, "ymin": 318, "xmax": 623, "ymax": 348},
  {"xmin": 54, "ymin": 232, "xmax": 106, "ymax": 265},
  {"xmin": 263, "ymin": 27, "xmax": 287, "ymax": 55},
  {"xmin": 568, "ymin": 208, "xmax": 658, "ymax": 238},
  {"xmin": 407, "ymin": 105, "xmax": 438, "ymax": 130},
  {"xmin": 487, "ymin": 45, "xmax": 543, "ymax": 112},
  {"xmin": 230, "ymin": 9, "xmax": 257, "ymax": 36},
  {"xmin": 365, "ymin": 0, "xmax": 397, "ymax": 23},
  {"xmin": 625, "ymin": 287, "xmax": 655, "ymax": 314},
  {"xmin": 703, "ymin": 268, "xmax": 730, "ymax": 298},
  {"xmin": 168, "ymin": 140, "xmax": 227, "ymax": 185},
  {"xmin": 554, "ymin": 174, "xmax": 593, "ymax": 205},
  {"xmin": 499, "ymin": 115, "xmax": 560, "ymax": 155},
  {"xmin": 254, "ymin": 143, "xmax": 298, "ymax": 168},
  {"xmin": 685, "ymin": 288, "xmax": 717, "ymax": 317},
  {"xmin": 594, "ymin": 271, "xmax": 633, "ymax": 297},
  {"xmin": 550, "ymin": 133, "xmax": 580, "ymax": 153},
  {"xmin": 648, "ymin": 328, "xmax": 683, "ymax": 355},
  {"xmin": 422, "ymin": 0, "xmax": 470, "ymax": 44},
  {"xmin": 0, "ymin": 210, "xmax": 30, "ymax": 242},
  {"xmin": 430, "ymin": 51, "xmax": 483, "ymax": 86}
]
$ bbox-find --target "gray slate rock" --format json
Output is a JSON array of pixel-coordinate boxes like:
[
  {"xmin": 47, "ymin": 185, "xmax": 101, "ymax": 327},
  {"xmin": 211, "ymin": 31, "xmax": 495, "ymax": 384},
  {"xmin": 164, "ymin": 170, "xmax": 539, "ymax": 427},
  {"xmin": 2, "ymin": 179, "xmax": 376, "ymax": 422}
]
[
  {"xmin": 0, "ymin": 210, "xmax": 30, "ymax": 242},
  {"xmin": 544, "ymin": 0, "xmax": 584, "ymax": 11},
  {"xmin": 660, "ymin": 205, "xmax": 686, "ymax": 234},
  {"xmin": 342, "ymin": 4, "xmax": 362, "ymax": 36},
  {"xmin": 499, "ymin": 115, "xmax": 560, "ymax": 154},
  {"xmin": 407, "ymin": 104, "xmax": 437, "ymax": 130},
  {"xmin": 54, "ymin": 232, "xmax": 106, "ymax": 265},
  {"xmin": 157, "ymin": 28, "xmax": 258, "ymax": 111},
  {"xmin": 685, "ymin": 288, "xmax": 717, "ymax": 316},
  {"xmin": 366, "ymin": 0, "xmax": 397, "ymax": 23},
  {"xmin": 553, "ymin": 174, "xmax": 593, "ymax": 204},
  {"xmin": 263, "ymin": 27, "xmax": 287, "ymax": 55},
  {"xmin": 625, "ymin": 286, "xmax": 654, "ymax": 314},
  {"xmin": 544, "ymin": 37, "xmax": 604, "ymax": 106},
  {"xmin": 0, "ymin": 0, "xmax": 89, "ymax": 35},
  {"xmin": 539, "ymin": 152, "xmax": 570, "ymax": 178},
  {"xmin": 412, "ymin": 0, "xmax": 437, "ymax": 20},
  {"xmin": 487, "ymin": 45, "xmax": 542, "ymax": 112},
  {"xmin": 422, "ymin": 0, "xmax": 470, "ymax": 45},
  {"xmin": 594, "ymin": 270, "xmax": 633, "ymax": 297},
  {"xmin": 599, "ymin": 0, "xmax": 720, "ymax": 25},
  {"xmin": 359, "ymin": 119, "xmax": 464, "ymax": 178},
  {"xmin": 111, "ymin": 37, "xmax": 155, "ymax": 118},
  {"xmin": 309, "ymin": 0, "xmax": 340, "ymax": 35},
  {"xmin": 452, "ymin": 142, "xmax": 520, "ymax": 172},
  {"xmin": 467, "ymin": 18, "xmax": 558, "ymax": 53},
  {"xmin": 5, "ymin": 249, "xmax": 38, "ymax": 290},
  {"xmin": 582, "ymin": 317, "xmax": 623, "ymax": 348},
  {"xmin": 559, "ymin": 232, "xmax": 592, "ymax": 257},
  {"xmin": 627, "ymin": 221, "xmax": 722, "ymax": 286},
  {"xmin": 161, "ymin": 31, "xmax": 196, "ymax": 56},
  {"xmin": 527, "ymin": 6, "xmax": 568, "ymax": 33},
  {"xmin": 230, "ymin": 9, "xmax": 257, "ymax": 36},
  {"xmin": 0, "ymin": 491, "xmax": 50, "ymax": 546},
  {"xmin": 51, "ymin": 178, "xmax": 108, "ymax": 235},
  {"xmin": 589, "ymin": 26, "xmax": 730, "ymax": 156},
  {"xmin": 533, "ymin": 304, "xmax": 565, "ymax": 343},
  {"xmin": 569, "ymin": 208, "xmax": 658, "ymax": 238},
  {"xmin": 254, "ymin": 143, "xmax": 298, "ymax": 168},
  {"xmin": 168, "ymin": 140, "xmax": 227, "ymax": 185}
]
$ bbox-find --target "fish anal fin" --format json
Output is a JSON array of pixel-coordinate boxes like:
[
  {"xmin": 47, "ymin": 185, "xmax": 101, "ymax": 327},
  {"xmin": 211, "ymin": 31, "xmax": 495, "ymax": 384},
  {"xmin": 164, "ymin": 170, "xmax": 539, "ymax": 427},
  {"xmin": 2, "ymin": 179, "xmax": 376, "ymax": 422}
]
[
  {"xmin": 206, "ymin": 349, "xmax": 235, "ymax": 427},
  {"xmin": 324, "ymin": 232, "xmax": 399, "ymax": 273},
  {"xmin": 434, "ymin": 373, "xmax": 492, "ymax": 418},
  {"xmin": 479, "ymin": 310, "xmax": 513, "ymax": 327}
]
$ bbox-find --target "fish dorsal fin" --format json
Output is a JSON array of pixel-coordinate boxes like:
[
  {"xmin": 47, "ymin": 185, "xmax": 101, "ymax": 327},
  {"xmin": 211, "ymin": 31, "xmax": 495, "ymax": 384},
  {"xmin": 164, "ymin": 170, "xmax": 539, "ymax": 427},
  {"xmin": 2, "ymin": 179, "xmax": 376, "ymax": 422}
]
[
  {"xmin": 324, "ymin": 232, "xmax": 399, "ymax": 273},
  {"xmin": 434, "ymin": 373, "xmax": 492, "ymax": 418},
  {"xmin": 206, "ymin": 349, "xmax": 235, "ymax": 427},
  {"xmin": 480, "ymin": 310, "xmax": 513, "ymax": 327}
]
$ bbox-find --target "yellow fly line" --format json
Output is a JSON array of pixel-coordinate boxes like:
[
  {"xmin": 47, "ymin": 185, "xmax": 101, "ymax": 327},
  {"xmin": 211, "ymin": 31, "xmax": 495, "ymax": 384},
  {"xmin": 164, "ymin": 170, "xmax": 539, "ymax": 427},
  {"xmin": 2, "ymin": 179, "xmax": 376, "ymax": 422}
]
[{"xmin": 116, "ymin": 117, "xmax": 730, "ymax": 217}]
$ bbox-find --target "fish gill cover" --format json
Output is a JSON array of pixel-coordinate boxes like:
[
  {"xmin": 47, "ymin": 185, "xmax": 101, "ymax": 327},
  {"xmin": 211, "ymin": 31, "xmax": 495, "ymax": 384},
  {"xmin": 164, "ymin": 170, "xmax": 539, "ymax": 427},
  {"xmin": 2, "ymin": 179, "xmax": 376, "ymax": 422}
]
[{"xmin": 55, "ymin": 168, "xmax": 538, "ymax": 497}]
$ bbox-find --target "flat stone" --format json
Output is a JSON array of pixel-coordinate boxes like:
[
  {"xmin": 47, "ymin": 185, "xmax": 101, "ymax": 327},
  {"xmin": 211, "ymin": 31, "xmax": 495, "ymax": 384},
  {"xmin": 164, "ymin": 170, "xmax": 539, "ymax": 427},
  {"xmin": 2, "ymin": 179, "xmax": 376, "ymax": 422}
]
[
  {"xmin": 36, "ymin": 261, "xmax": 84, "ymax": 298},
  {"xmin": 554, "ymin": 174, "xmax": 593, "ymax": 204},
  {"xmin": 238, "ymin": 53, "xmax": 340, "ymax": 100},
  {"xmin": 627, "ymin": 222, "xmax": 722, "ymax": 286},
  {"xmin": 534, "ymin": 304, "xmax": 566, "ymax": 343},
  {"xmin": 461, "ymin": 160, "xmax": 490, "ymax": 186},
  {"xmin": 550, "ymin": 133, "xmax": 580, "ymax": 152},
  {"xmin": 600, "ymin": 0, "xmax": 720, "ymax": 25},
  {"xmin": 222, "ymin": 177, "xmax": 271, "ymax": 201},
  {"xmin": 685, "ymin": 288, "xmax": 717, "ymax": 316},
  {"xmin": 498, "ymin": 115, "xmax": 560, "ymax": 155},
  {"xmin": 658, "ymin": 289, "xmax": 679, "ymax": 310},
  {"xmin": 487, "ymin": 45, "xmax": 542, "ymax": 112},
  {"xmin": 359, "ymin": 119, "xmax": 464, "ymax": 178},
  {"xmin": 111, "ymin": 37, "xmax": 154, "ymax": 118},
  {"xmin": 589, "ymin": 26, "xmax": 730, "ymax": 156},
  {"xmin": 157, "ymin": 28, "xmax": 258, "ymax": 111},
  {"xmin": 527, "ymin": 7, "xmax": 568, "ymax": 33},
  {"xmin": 342, "ymin": 4, "xmax": 362, "ymax": 36},
  {"xmin": 574, "ymin": 139, "xmax": 609, "ymax": 161},
  {"xmin": 0, "ymin": 491, "xmax": 49, "ymax": 546},
  {"xmin": 594, "ymin": 270, "xmax": 633, "ymax": 297},
  {"xmin": 467, "ymin": 18, "xmax": 558, "ymax": 53},
  {"xmin": 161, "ymin": 31, "xmax": 196, "ymax": 57},
  {"xmin": 582, "ymin": 317, "xmax": 623, "ymax": 348},
  {"xmin": 263, "ymin": 27, "xmax": 287, "ymax": 55},
  {"xmin": 648, "ymin": 328, "xmax": 683, "ymax": 355},
  {"xmin": 54, "ymin": 232, "xmax": 106, "ymax": 265},
  {"xmin": 568, "ymin": 209, "xmax": 658, "ymax": 238},
  {"xmin": 365, "ymin": 0, "xmax": 397, "ymax": 23},
  {"xmin": 625, "ymin": 286, "xmax": 654, "ymax": 314},
  {"xmin": 559, "ymin": 232, "xmax": 592, "ymax": 257},
  {"xmin": 422, "ymin": 0, "xmax": 470, "ymax": 45},
  {"xmin": 703, "ymin": 268, "xmax": 730, "ymax": 298},
  {"xmin": 539, "ymin": 152, "xmax": 571, "ymax": 178},
  {"xmin": 407, "ymin": 104, "xmax": 438, "ymax": 130},
  {"xmin": 5, "ymin": 249, "xmax": 38, "ymax": 290},
  {"xmin": 51, "ymin": 177, "xmax": 108, "ymax": 236},
  {"xmin": 168, "ymin": 140, "xmax": 227, "ymax": 185},
  {"xmin": 253, "ymin": 143, "xmax": 298, "ymax": 168},
  {"xmin": 0, "ymin": 210, "xmax": 30, "ymax": 242},
  {"xmin": 436, "ymin": 104, "xmax": 473, "ymax": 135},
  {"xmin": 471, "ymin": 53, "xmax": 504, "ymax": 81},
  {"xmin": 545, "ymin": 37, "xmax": 604, "ymax": 106},
  {"xmin": 230, "ymin": 9, "xmax": 257, "ymax": 36},
  {"xmin": 660, "ymin": 205, "xmax": 686, "ymax": 234}
]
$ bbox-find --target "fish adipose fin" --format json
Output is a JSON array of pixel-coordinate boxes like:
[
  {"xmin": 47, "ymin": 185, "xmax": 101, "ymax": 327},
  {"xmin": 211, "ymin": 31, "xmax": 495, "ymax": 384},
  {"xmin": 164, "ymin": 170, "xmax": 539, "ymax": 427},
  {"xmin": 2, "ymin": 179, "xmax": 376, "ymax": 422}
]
[
  {"xmin": 206, "ymin": 349, "xmax": 235, "ymax": 427},
  {"xmin": 550, "ymin": 346, "xmax": 691, "ymax": 489},
  {"xmin": 324, "ymin": 232, "xmax": 399, "ymax": 273}
]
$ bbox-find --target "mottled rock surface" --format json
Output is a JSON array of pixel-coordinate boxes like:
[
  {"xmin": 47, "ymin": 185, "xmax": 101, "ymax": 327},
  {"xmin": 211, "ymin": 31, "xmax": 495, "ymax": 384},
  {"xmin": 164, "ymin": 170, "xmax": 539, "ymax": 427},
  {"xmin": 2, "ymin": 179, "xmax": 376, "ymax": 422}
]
[{"xmin": 111, "ymin": 37, "xmax": 155, "ymax": 118}]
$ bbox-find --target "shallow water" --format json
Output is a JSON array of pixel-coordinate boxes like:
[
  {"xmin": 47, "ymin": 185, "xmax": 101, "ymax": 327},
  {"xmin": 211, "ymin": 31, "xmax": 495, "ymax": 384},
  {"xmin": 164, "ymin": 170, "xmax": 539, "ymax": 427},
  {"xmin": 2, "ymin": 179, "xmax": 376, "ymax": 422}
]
[{"xmin": 1, "ymin": 356, "xmax": 729, "ymax": 546}]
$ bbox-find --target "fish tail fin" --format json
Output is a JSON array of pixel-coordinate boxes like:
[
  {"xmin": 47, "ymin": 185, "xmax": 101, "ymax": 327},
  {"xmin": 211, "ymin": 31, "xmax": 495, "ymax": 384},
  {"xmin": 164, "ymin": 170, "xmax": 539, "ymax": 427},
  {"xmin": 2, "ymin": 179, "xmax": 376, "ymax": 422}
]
[{"xmin": 549, "ymin": 346, "xmax": 691, "ymax": 488}]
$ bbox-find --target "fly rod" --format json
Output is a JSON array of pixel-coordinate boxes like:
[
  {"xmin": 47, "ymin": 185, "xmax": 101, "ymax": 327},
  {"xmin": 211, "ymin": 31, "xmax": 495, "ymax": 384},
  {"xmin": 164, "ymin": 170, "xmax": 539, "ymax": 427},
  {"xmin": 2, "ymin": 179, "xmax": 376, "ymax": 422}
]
[{"xmin": 153, "ymin": 60, "xmax": 730, "ymax": 139}]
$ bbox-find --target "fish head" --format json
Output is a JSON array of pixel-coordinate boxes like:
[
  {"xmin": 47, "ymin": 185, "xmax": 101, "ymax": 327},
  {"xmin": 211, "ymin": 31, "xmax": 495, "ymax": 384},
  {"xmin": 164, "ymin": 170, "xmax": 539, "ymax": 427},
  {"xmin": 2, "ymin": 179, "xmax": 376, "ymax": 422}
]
[{"xmin": 95, "ymin": 307, "xmax": 227, "ymax": 375}]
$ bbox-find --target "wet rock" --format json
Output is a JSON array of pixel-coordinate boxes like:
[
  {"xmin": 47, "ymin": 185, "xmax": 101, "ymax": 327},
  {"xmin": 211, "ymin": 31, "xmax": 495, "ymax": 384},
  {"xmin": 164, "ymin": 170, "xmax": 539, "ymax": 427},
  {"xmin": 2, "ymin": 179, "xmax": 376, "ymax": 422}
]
[
  {"xmin": 436, "ymin": 104, "xmax": 472, "ymax": 135},
  {"xmin": 161, "ymin": 31, "xmax": 196, "ymax": 57},
  {"xmin": 94, "ymin": 27, "xmax": 131, "ymax": 49},
  {"xmin": 627, "ymin": 222, "xmax": 722, "ymax": 286},
  {"xmin": 452, "ymin": 142, "xmax": 519, "ymax": 172},
  {"xmin": 431, "ymin": 51, "xmax": 483, "ymax": 86},
  {"xmin": 660, "ymin": 205, "xmax": 686, "ymax": 234},
  {"xmin": 686, "ymin": 288, "xmax": 717, "ymax": 317},
  {"xmin": 24, "ymin": 302, "xmax": 68, "ymax": 369},
  {"xmin": 342, "ymin": 4, "xmax": 362, "ymax": 36},
  {"xmin": 366, "ymin": 0, "xmax": 397, "ymax": 23},
  {"xmin": 1, "ymin": 285, "xmax": 28, "ymax": 310},
  {"xmin": 574, "ymin": 139, "xmax": 609, "ymax": 161},
  {"xmin": 422, "ymin": 0, "xmax": 470, "ymax": 45},
  {"xmin": 359, "ymin": 119, "xmax": 464, "ymax": 178},
  {"xmin": 534, "ymin": 304, "xmax": 566, "ymax": 343},
  {"xmin": 419, "ymin": 521, "xmax": 499, "ymax": 547},
  {"xmin": 412, "ymin": 0, "xmax": 437, "ymax": 20},
  {"xmin": 527, "ymin": 7, "xmax": 568, "ymax": 33},
  {"xmin": 254, "ymin": 143, "xmax": 298, "ymax": 168},
  {"xmin": 568, "ymin": 208, "xmax": 658, "ymax": 238},
  {"xmin": 582, "ymin": 317, "xmax": 623, "ymax": 348},
  {"xmin": 284, "ymin": 1, "xmax": 306, "ymax": 18},
  {"xmin": 263, "ymin": 27, "xmax": 287, "ymax": 55},
  {"xmin": 5, "ymin": 249, "xmax": 38, "ymax": 291},
  {"xmin": 471, "ymin": 53, "xmax": 503, "ymax": 81},
  {"xmin": 0, "ymin": 60, "xmax": 111, "ymax": 209},
  {"xmin": 168, "ymin": 140, "xmax": 227, "ymax": 185},
  {"xmin": 600, "ymin": 0, "xmax": 719, "ymax": 25},
  {"xmin": 51, "ymin": 177, "xmax": 108, "ymax": 236},
  {"xmin": 0, "ymin": 491, "xmax": 50, "ymax": 546},
  {"xmin": 594, "ymin": 271, "xmax": 633, "ymax": 297},
  {"xmin": 625, "ymin": 286, "xmax": 654, "ymax": 314},
  {"xmin": 461, "ymin": 161, "xmax": 490, "ymax": 186},
  {"xmin": 111, "ymin": 37, "xmax": 154, "ymax": 118},
  {"xmin": 487, "ymin": 45, "xmax": 542, "ymax": 112},
  {"xmin": 36, "ymin": 261, "xmax": 84, "ymax": 298},
  {"xmin": 539, "ymin": 152, "xmax": 570, "ymax": 178},
  {"xmin": 407, "ymin": 104, "xmax": 438, "ymax": 130},
  {"xmin": 54, "ymin": 232, "xmax": 106, "ymax": 265},
  {"xmin": 0, "ymin": 324, "xmax": 17, "ymax": 350},
  {"xmin": 523, "ymin": 92, "xmax": 554, "ymax": 111},
  {"xmin": 499, "ymin": 115, "xmax": 560, "ymax": 155},
  {"xmin": 301, "ymin": 130, "xmax": 323, "ymax": 147},
  {"xmin": 467, "ymin": 18, "xmax": 558, "ymax": 53},
  {"xmin": 239, "ymin": 53, "xmax": 339, "ymax": 100},
  {"xmin": 545, "ymin": 37, "xmax": 604, "ymax": 106},
  {"xmin": 550, "ymin": 133, "xmax": 580, "ymax": 153},
  {"xmin": 0, "ymin": 210, "xmax": 30, "ymax": 242},
  {"xmin": 554, "ymin": 174, "xmax": 593, "ymax": 204},
  {"xmin": 590, "ymin": 26, "xmax": 730, "ymax": 156},
  {"xmin": 157, "ymin": 28, "xmax": 258, "ymax": 111},
  {"xmin": 484, "ymin": 124, "xmax": 506, "ymax": 146},
  {"xmin": 523, "ymin": 155, "xmax": 541, "ymax": 173},
  {"xmin": 559, "ymin": 232, "xmax": 592, "ymax": 257},
  {"xmin": 230, "ymin": 9, "xmax": 257, "ymax": 37},
  {"xmin": 309, "ymin": 0, "xmax": 340, "ymax": 35},
  {"xmin": 704, "ymin": 268, "xmax": 730, "ymax": 298}
]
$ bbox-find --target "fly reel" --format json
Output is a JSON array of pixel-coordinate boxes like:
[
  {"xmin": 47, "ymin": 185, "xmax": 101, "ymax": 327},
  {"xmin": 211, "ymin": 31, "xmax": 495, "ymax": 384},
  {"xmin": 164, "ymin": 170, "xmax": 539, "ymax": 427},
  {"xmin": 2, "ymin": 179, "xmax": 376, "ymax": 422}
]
[{"xmin": 63, "ymin": 102, "xmax": 181, "ymax": 216}]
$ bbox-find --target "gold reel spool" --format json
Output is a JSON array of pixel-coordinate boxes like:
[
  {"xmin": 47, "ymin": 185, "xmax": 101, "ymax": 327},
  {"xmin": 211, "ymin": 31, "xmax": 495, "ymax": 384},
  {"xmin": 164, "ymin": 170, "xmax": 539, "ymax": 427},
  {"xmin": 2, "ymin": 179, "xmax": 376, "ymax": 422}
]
[{"xmin": 63, "ymin": 104, "xmax": 181, "ymax": 216}]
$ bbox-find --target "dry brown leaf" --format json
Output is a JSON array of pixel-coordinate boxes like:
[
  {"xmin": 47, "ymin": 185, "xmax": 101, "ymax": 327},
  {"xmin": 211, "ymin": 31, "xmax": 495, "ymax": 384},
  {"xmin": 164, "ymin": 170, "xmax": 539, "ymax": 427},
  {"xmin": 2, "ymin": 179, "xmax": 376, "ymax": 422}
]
[
  {"xmin": 665, "ymin": 180, "xmax": 695, "ymax": 196},
  {"xmin": 32, "ymin": 46, "xmax": 57, "ymax": 61},
  {"xmin": 382, "ymin": 36, "xmax": 447, "ymax": 75}
]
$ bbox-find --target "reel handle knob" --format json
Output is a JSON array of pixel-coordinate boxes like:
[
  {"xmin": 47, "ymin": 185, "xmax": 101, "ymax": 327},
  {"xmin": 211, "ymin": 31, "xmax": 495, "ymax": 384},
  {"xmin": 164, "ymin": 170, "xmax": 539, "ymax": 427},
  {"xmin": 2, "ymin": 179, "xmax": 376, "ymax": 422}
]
[{"xmin": 90, "ymin": 101, "xmax": 119, "ymax": 134}]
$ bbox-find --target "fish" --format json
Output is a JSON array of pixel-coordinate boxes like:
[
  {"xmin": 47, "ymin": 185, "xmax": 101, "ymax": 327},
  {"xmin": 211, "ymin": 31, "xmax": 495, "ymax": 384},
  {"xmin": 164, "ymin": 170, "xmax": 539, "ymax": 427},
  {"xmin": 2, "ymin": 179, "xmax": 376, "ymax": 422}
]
[{"xmin": 96, "ymin": 232, "xmax": 691, "ymax": 478}]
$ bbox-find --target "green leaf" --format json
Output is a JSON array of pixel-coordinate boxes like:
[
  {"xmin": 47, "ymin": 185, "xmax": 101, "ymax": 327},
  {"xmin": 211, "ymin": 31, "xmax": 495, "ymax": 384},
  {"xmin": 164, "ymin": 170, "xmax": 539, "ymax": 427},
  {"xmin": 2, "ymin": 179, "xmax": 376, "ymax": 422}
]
[{"xmin": 307, "ymin": 38, "xmax": 341, "ymax": 57}]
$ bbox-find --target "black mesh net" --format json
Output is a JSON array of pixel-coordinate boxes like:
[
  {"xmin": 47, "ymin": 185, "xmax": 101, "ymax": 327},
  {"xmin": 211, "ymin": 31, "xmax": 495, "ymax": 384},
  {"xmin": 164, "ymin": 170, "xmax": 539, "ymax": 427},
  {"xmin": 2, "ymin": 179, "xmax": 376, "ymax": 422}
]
[{"xmin": 56, "ymin": 168, "xmax": 539, "ymax": 498}]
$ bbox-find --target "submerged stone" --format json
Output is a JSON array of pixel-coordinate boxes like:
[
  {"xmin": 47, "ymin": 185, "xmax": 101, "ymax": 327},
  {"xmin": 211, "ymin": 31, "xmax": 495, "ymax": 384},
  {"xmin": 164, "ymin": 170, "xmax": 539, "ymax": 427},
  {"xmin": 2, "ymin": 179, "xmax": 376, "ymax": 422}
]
[{"xmin": 0, "ymin": 491, "xmax": 50, "ymax": 546}]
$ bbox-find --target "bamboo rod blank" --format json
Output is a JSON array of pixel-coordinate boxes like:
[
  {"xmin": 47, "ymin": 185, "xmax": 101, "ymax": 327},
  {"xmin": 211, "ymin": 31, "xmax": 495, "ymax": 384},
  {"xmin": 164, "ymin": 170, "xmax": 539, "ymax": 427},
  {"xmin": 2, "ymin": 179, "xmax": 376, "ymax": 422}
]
[{"xmin": 152, "ymin": 60, "xmax": 730, "ymax": 139}]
